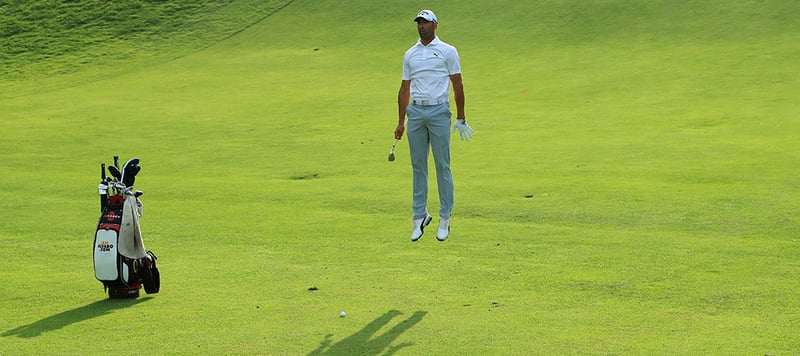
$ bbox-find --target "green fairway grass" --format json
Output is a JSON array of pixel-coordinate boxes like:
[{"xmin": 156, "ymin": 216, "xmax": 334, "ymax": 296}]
[{"xmin": 2, "ymin": 0, "xmax": 799, "ymax": 354}]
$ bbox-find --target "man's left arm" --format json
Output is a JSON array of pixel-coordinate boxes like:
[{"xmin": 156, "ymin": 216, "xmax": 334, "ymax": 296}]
[
  {"xmin": 450, "ymin": 72, "xmax": 473, "ymax": 141},
  {"xmin": 450, "ymin": 73, "xmax": 465, "ymax": 119}
]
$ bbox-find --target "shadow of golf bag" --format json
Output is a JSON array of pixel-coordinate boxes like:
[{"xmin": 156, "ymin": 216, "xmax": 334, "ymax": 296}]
[{"xmin": 94, "ymin": 156, "xmax": 160, "ymax": 298}]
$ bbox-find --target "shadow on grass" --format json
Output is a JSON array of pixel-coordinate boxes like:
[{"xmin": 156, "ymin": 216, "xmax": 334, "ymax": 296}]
[
  {"xmin": 2, "ymin": 297, "xmax": 152, "ymax": 338},
  {"xmin": 308, "ymin": 310, "xmax": 427, "ymax": 355}
]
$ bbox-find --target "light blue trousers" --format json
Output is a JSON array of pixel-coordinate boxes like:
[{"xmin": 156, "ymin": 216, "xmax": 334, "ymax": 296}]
[{"xmin": 406, "ymin": 102, "xmax": 453, "ymax": 220}]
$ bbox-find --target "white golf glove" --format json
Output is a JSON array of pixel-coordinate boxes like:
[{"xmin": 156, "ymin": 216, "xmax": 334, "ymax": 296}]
[
  {"xmin": 452, "ymin": 118, "xmax": 474, "ymax": 141},
  {"xmin": 98, "ymin": 182, "xmax": 108, "ymax": 195}
]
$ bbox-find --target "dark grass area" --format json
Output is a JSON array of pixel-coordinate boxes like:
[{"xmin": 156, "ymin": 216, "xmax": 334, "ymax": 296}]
[{"xmin": 0, "ymin": 0, "xmax": 292, "ymax": 86}]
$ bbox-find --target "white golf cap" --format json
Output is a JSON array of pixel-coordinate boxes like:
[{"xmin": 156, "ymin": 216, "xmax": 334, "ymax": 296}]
[{"xmin": 414, "ymin": 9, "xmax": 438, "ymax": 24}]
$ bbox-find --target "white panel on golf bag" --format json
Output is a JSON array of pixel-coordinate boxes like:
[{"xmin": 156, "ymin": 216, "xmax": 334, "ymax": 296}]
[
  {"xmin": 121, "ymin": 261, "xmax": 131, "ymax": 284},
  {"xmin": 94, "ymin": 229, "xmax": 119, "ymax": 281}
]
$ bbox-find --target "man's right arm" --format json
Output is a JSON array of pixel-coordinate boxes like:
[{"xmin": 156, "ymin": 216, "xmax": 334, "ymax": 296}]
[{"xmin": 396, "ymin": 80, "xmax": 411, "ymax": 139}]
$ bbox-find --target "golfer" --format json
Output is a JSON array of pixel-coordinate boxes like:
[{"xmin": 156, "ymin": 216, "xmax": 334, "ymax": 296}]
[{"xmin": 395, "ymin": 9, "xmax": 473, "ymax": 242}]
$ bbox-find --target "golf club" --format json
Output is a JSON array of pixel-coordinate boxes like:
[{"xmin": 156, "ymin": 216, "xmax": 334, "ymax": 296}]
[
  {"xmin": 388, "ymin": 139, "xmax": 399, "ymax": 161},
  {"xmin": 100, "ymin": 163, "xmax": 107, "ymax": 212},
  {"xmin": 388, "ymin": 119, "xmax": 407, "ymax": 162},
  {"xmin": 108, "ymin": 165, "xmax": 122, "ymax": 180}
]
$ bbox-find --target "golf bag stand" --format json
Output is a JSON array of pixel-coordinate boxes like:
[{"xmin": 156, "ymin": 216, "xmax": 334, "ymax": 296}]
[{"xmin": 93, "ymin": 157, "xmax": 160, "ymax": 299}]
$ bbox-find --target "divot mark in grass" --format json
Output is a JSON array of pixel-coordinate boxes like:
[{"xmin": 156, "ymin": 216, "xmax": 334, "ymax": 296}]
[{"xmin": 291, "ymin": 173, "xmax": 321, "ymax": 180}]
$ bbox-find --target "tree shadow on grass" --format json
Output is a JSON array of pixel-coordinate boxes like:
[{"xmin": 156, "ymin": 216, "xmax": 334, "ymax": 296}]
[
  {"xmin": 2, "ymin": 297, "xmax": 151, "ymax": 338},
  {"xmin": 308, "ymin": 310, "xmax": 427, "ymax": 355}
]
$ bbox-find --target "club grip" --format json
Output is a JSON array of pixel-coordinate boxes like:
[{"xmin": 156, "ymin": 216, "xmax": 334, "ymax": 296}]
[{"xmin": 100, "ymin": 163, "xmax": 108, "ymax": 212}]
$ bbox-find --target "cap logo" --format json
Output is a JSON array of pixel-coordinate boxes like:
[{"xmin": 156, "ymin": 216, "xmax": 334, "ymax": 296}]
[{"xmin": 415, "ymin": 9, "xmax": 438, "ymax": 23}]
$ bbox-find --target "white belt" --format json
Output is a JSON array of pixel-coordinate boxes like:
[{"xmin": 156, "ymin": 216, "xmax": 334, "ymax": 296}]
[{"xmin": 412, "ymin": 99, "xmax": 447, "ymax": 106}]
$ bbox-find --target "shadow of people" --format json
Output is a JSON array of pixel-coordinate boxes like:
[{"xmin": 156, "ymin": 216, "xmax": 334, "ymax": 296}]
[
  {"xmin": 308, "ymin": 310, "xmax": 428, "ymax": 355},
  {"xmin": 2, "ymin": 297, "xmax": 151, "ymax": 338}
]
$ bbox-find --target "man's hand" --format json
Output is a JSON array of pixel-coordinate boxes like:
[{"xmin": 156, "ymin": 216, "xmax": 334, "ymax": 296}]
[
  {"xmin": 452, "ymin": 119, "xmax": 474, "ymax": 141},
  {"xmin": 394, "ymin": 124, "xmax": 405, "ymax": 140}
]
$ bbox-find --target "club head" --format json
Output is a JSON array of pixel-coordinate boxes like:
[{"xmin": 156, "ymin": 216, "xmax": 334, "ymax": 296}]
[
  {"xmin": 122, "ymin": 158, "xmax": 141, "ymax": 187},
  {"xmin": 388, "ymin": 138, "xmax": 399, "ymax": 162},
  {"xmin": 108, "ymin": 165, "xmax": 122, "ymax": 180}
]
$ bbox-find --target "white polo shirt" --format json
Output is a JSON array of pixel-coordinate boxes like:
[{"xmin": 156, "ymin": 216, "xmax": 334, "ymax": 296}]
[{"xmin": 402, "ymin": 37, "xmax": 461, "ymax": 103}]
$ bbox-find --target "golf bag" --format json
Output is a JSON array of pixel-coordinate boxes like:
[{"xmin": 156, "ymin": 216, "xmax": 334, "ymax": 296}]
[{"xmin": 93, "ymin": 156, "xmax": 160, "ymax": 298}]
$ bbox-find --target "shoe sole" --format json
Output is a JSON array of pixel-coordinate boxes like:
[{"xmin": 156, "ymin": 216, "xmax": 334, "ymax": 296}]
[{"xmin": 411, "ymin": 215, "xmax": 433, "ymax": 242}]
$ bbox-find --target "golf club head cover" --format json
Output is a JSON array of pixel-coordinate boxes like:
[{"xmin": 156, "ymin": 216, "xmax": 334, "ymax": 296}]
[
  {"xmin": 121, "ymin": 158, "xmax": 141, "ymax": 187},
  {"xmin": 108, "ymin": 165, "xmax": 122, "ymax": 180}
]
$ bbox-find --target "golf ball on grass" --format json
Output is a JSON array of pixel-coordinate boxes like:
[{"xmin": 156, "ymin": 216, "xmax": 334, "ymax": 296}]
[{"xmin": 340, "ymin": 311, "xmax": 347, "ymax": 317}]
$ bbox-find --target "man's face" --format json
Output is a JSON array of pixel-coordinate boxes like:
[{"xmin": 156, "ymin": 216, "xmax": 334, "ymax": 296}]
[{"xmin": 416, "ymin": 19, "xmax": 437, "ymax": 40}]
